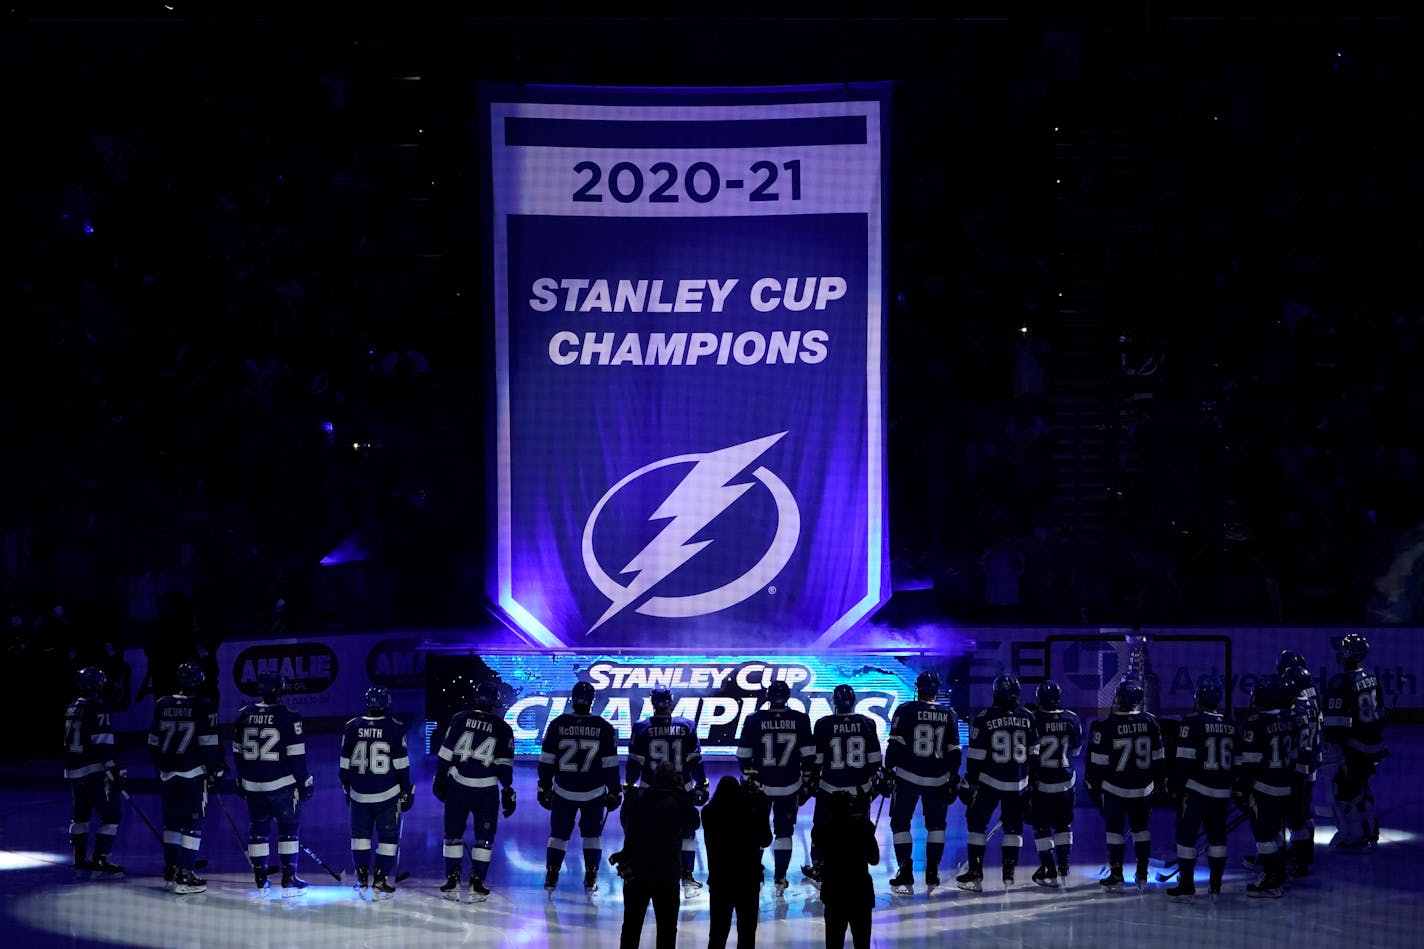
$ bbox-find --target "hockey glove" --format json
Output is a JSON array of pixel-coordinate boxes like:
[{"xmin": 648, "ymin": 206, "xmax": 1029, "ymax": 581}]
[
  {"xmin": 106, "ymin": 768, "xmax": 127, "ymax": 794},
  {"xmin": 602, "ymin": 788, "xmax": 622, "ymax": 812},
  {"xmin": 537, "ymin": 786, "xmax": 554, "ymax": 810},
  {"xmin": 692, "ymin": 781, "xmax": 710, "ymax": 807},
  {"xmin": 501, "ymin": 785, "xmax": 518, "ymax": 818},
  {"xmin": 623, "ymin": 782, "xmax": 641, "ymax": 805},
  {"xmin": 205, "ymin": 765, "xmax": 226, "ymax": 791},
  {"xmin": 342, "ymin": 784, "xmax": 352, "ymax": 807},
  {"xmin": 743, "ymin": 776, "xmax": 765, "ymax": 798},
  {"xmin": 878, "ymin": 769, "xmax": 896, "ymax": 799},
  {"xmin": 298, "ymin": 778, "xmax": 315, "ymax": 802},
  {"xmin": 400, "ymin": 788, "xmax": 415, "ymax": 813},
  {"xmin": 431, "ymin": 772, "xmax": 449, "ymax": 804},
  {"xmin": 957, "ymin": 783, "xmax": 976, "ymax": 809}
]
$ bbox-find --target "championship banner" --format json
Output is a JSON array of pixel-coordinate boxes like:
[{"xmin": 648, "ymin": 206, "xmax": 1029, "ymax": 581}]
[
  {"xmin": 483, "ymin": 84, "xmax": 891, "ymax": 649},
  {"xmin": 424, "ymin": 652, "xmax": 935, "ymax": 758}
]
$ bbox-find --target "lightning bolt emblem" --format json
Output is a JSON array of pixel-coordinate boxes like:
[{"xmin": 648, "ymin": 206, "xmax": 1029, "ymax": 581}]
[{"xmin": 586, "ymin": 432, "xmax": 789, "ymax": 633}]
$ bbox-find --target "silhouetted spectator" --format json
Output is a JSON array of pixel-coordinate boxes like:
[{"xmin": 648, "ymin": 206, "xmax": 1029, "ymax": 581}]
[
  {"xmin": 702, "ymin": 776, "xmax": 772, "ymax": 949},
  {"xmin": 811, "ymin": 792, "xmax": 879, "ymax": 949},
  {"xmin": 614, "ymin": 760, "xmax": 698, "ymax": 949}
]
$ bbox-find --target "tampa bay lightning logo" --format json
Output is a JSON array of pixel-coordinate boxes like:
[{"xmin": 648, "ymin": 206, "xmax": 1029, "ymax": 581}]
[{"xmin": 581, "ymin": 433, "xmax": 801, "ymax": 634}]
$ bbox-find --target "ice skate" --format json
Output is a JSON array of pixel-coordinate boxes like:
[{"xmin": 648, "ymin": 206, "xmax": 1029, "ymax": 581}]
[
  {"xmin": 889, "ymin": 867, "xmax": 914, "ymax": 895},
  {"xmin": 1167, "ymin": 880, "xmax": 1195, "ymax": 903},
  {"xmin": 91, "ymin": 856, "xmax": 124, "ymax": 876},
  {"xmin": 1134, "ymin": 859, "xmax": 1149, "ymax": 890},
  {"xmin": 925, "ymin": 867, "xmax": 941, "ymax": 893},
  {"xmin": 253, "ymin": 865, "xmax": 271, "ymax": 894},
  {"xmin": 1100, "ymin": 866, "xmax": 1125, "ymax": 893},
  {"xmin": 801, "ymin": 863, "xmax": 823, "ymax": 888},
  {"xmin": 372, "ymin": 869, "xmax": 395, "ymax": 901},
  {"xmin": 583, "ymin": 868, "xmax": 599, "ymax": 894},
  {"xmin": 1032, "ymin": 866, "xmax": 1059, "ymax": 889},
  {"xmin": 468, "ymin": 876, "xmax": 490, "ymax": 903},
  {"xmin": 955, "ymin": 866, "xmax": 983, "ymax": 892},
  {"xmin": 163, "ymin": 865, "xmax": 176, "ymax": 892},
  {"xmin": 1057, "ymin": 863, "xmax": 1071, "ymax": 889},
  {"xmin": 354, "ymin": 866, "xmax": 370, "ymax": 900},
  {"xmin": 681, "ymin": 870, "xmax": 703, "ymax": 899},
  {"xmin": 543, "ymin": 869, "xmax": 559, "ymax": 892},
  {"xmin": 280, "ymin": 868, "xmax": 308, "ymax": 898},
  {"xmin": 440, "ymin": 872, "xmax": 461, "ymax": 902},
  {"xmin": 174, "ymin": 868, "xmax": 206, "ymax": 895},
  {"xmin": 773, "ymin": 876, "xmax": 789, "ymax": 897},
  {"xmin": 1246, "ymin": 871, "xmax": 1284, "ymax": 899},
  {"xmin": 1002, "ymin": 860, "xmax": 1016, "ymax": 889}
]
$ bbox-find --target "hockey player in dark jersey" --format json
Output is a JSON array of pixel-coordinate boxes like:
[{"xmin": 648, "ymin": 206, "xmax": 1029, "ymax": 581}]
[
  {"xmin": 64, "ymin": 666, "xmax": 124, "ymax": 875},
  {"xmin": 539, "ymin": 679, "xmax": 621, "ymax": 894},
  {"xmin": 1237, "ymin": 674, "xmax": 1295, "ymax": 897},
  {"xmin": 627, "ymin": 687, "xmax": 709, "ymax": 898},
  {"xmin": 434, "ymin": 680, "xmax": 516, "ymax": 903},
  {"xmin": 149, "ymin": 661, "xmax": 224, "ymax": 894},
  {"xmin": 884, "ymin": 670, "xmax": 960, "ymax": 895},
  {"xmin": 1028, "ymin": 679, "xmax": 1081, "ymax": 888},
  {"xmin": 1324, "ymin": 632, "xmax": 1388, "ymax": 848},
  {"xmin": 957, "ymin": 675, "xmax": 1038, "ymax": 891},
  {"xmin": 1085, "ymin": 677, "xmax": 1164, "ymax": 892},
  {"xmin": 735, "ymin": 678, "xmax": 814, "ymax": 895},
  {"xmin": 804, "ymin": 683, "xmax": 883, "ymax": 887},
  {"xmin": 1280, "ymin": 659, "xmax": 1322, "ymax": 875},
  {"xmin": 233, "ymin": 670, "xmax": 314, "ymax": 896},
  {"xmin": 340, "ymin": 686, "xmax": 413, "ymax": 901},
  {"xmin": 1166, "ymin": 675, "xmax": 1235, "ymax": 901}
]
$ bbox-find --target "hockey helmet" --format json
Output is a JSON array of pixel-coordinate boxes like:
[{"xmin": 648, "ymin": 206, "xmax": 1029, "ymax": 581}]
[
  {"xmin": 767, "ymin": 680, "xmax": 791, "ymax": 707},
  {"xmin": 1114, "ymin": 677, "xmax": 1145, "ymax": 712},
  {"xmin": 364, "ymin": 685, "xmax": 391, "ymax": 714},
  {"xmin": 76, "ymin": 666, "xmax": 106, "ymax": 696},
  {"xmin": 1281, "ymin": 665, "xmax": 1313, "ymax": 702},
  {"xmin": 915, "ymin": 670, "xmax": 940, "ymax": 702},
  {"xmin": 650, "ymin": 687, "xmax": 674, "ymax": 713},
  {"xmin": 1276, "ymin": 649, "xmax": 1306, "ymax": 675},
  {"xmin": 255, "ymin": 670, "xmax": 284, "ymax": 699},
  {"xmin": 176, "ymin": 661, "xmax": 205, "ymax": 693},
  {"xmin": 1035, "ymin": 679, "xmax": 1063, "ymax": 710},
  {"xmin": 992, "ymin": 674, "xmax": 1021, "ymax": 710},
  {"xmin": 832, "ymin": 683, "xmax": 857, "ymax": 714},
  {"xmin": 1332, "ymin": 632, "xmax": 1369, "ymax": 669},
  {"xmin": 473, "ymin": 680, "xmax": 499, "ymax": 710},
  {"xmin": 571, "ymin": 680, "xmax": 596, "ymax": 711},
  {"xmin": 1193, "ymin": 674, "xmax": 1223, "ymax": 712}
]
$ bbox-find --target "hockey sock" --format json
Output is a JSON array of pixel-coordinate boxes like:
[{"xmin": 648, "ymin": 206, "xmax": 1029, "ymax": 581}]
[
  {"xmin": 546, "ymin": 838, "xmax": 567, "ymax": 873},
  {"xmin": 894, "ymin": 839, "xmax": 913, "ymax": 873},
  {"xmin": 1177, "ymin": 857, "xmax": 1197, "ymax": 885},
  {"xmin": 71, "ymin": 836, "xmax": 88, "ymax": 865},
  {"xmin": 471, "ymin": 840, "xmax": 493, "ymax": 883},
  {"xmin": 773, "ymin": 838, "xmax": 793, "ymax": 879},
  {"xmin": 374, "ymin": 842, "xmax": 397, "ymax": 877},
  {"xmin": 1036, "ymin": 837, "xmax": 1055, "ymax": 870},
  {"xmin": 165, "ymin": 839, "xmax": 182, "ymax": 872},
  {"xmin": 444, "ymin": 838, "xmax": 464, "ymax": 879},
  {"xmin": 1206, "ymin": 849, "xmax": 1226, "ymax": 889},
  {"xmin": 681, "ymin": 839, "xmax": 696, "ymax": 874},
  {"xmin": 1107, "ymin": 842, "xmax": 1124, "ymax": 869},
  {"xmin": 583, "ymin": 847, "xmax": 602, "ymax": 877},
  {"xmin": 1133, "ymin": 839, "xmax": 1151, "ymax": 870},
  {"xmin": 967, "ymin": 843, "xmax": 986, "ymax": 868},
  {"xmin": 94, "ymin": 827, "xmax": 117, "ymax": 858},
  {"xmin": 926, "ymin": 833, "xmax": 945, "ymax": 873},
  {"xmin": 1054, "ymin": 840, "xmax": 1072, "ymax": 870}
]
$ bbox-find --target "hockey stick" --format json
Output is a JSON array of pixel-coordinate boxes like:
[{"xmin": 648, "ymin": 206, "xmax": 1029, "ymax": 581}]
[
  {"xmin": 301, "ymin": 842, "xmax": 343, "ymax": 882},
  {"xmin": 120, "ymin": 789, "xmax": 208, "ymax": 871}
]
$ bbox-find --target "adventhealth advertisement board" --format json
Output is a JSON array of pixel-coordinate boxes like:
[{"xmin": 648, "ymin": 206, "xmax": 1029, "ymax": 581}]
[{"xmin": 483, "ymin": 84, "xmax": 892, "ymax": 649}]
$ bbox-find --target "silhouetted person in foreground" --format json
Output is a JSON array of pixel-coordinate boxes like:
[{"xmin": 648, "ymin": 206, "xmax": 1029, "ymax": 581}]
[
  {"xmin": 811, "ymin": 792, "xmax": 879, "ymax": 949},
  {"xmin": 702, "ymin": 775, "xmax": 772, "ymax": 948},
  {"xmin": 614, "ymin": 759, "xmax": 699, "ymax": 949}
]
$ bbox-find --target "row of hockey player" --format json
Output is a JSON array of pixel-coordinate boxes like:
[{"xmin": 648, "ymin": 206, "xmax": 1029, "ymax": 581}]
[{"xmin": 62, "ymin": 635, "xmax": 1385, "ymax": 905}]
